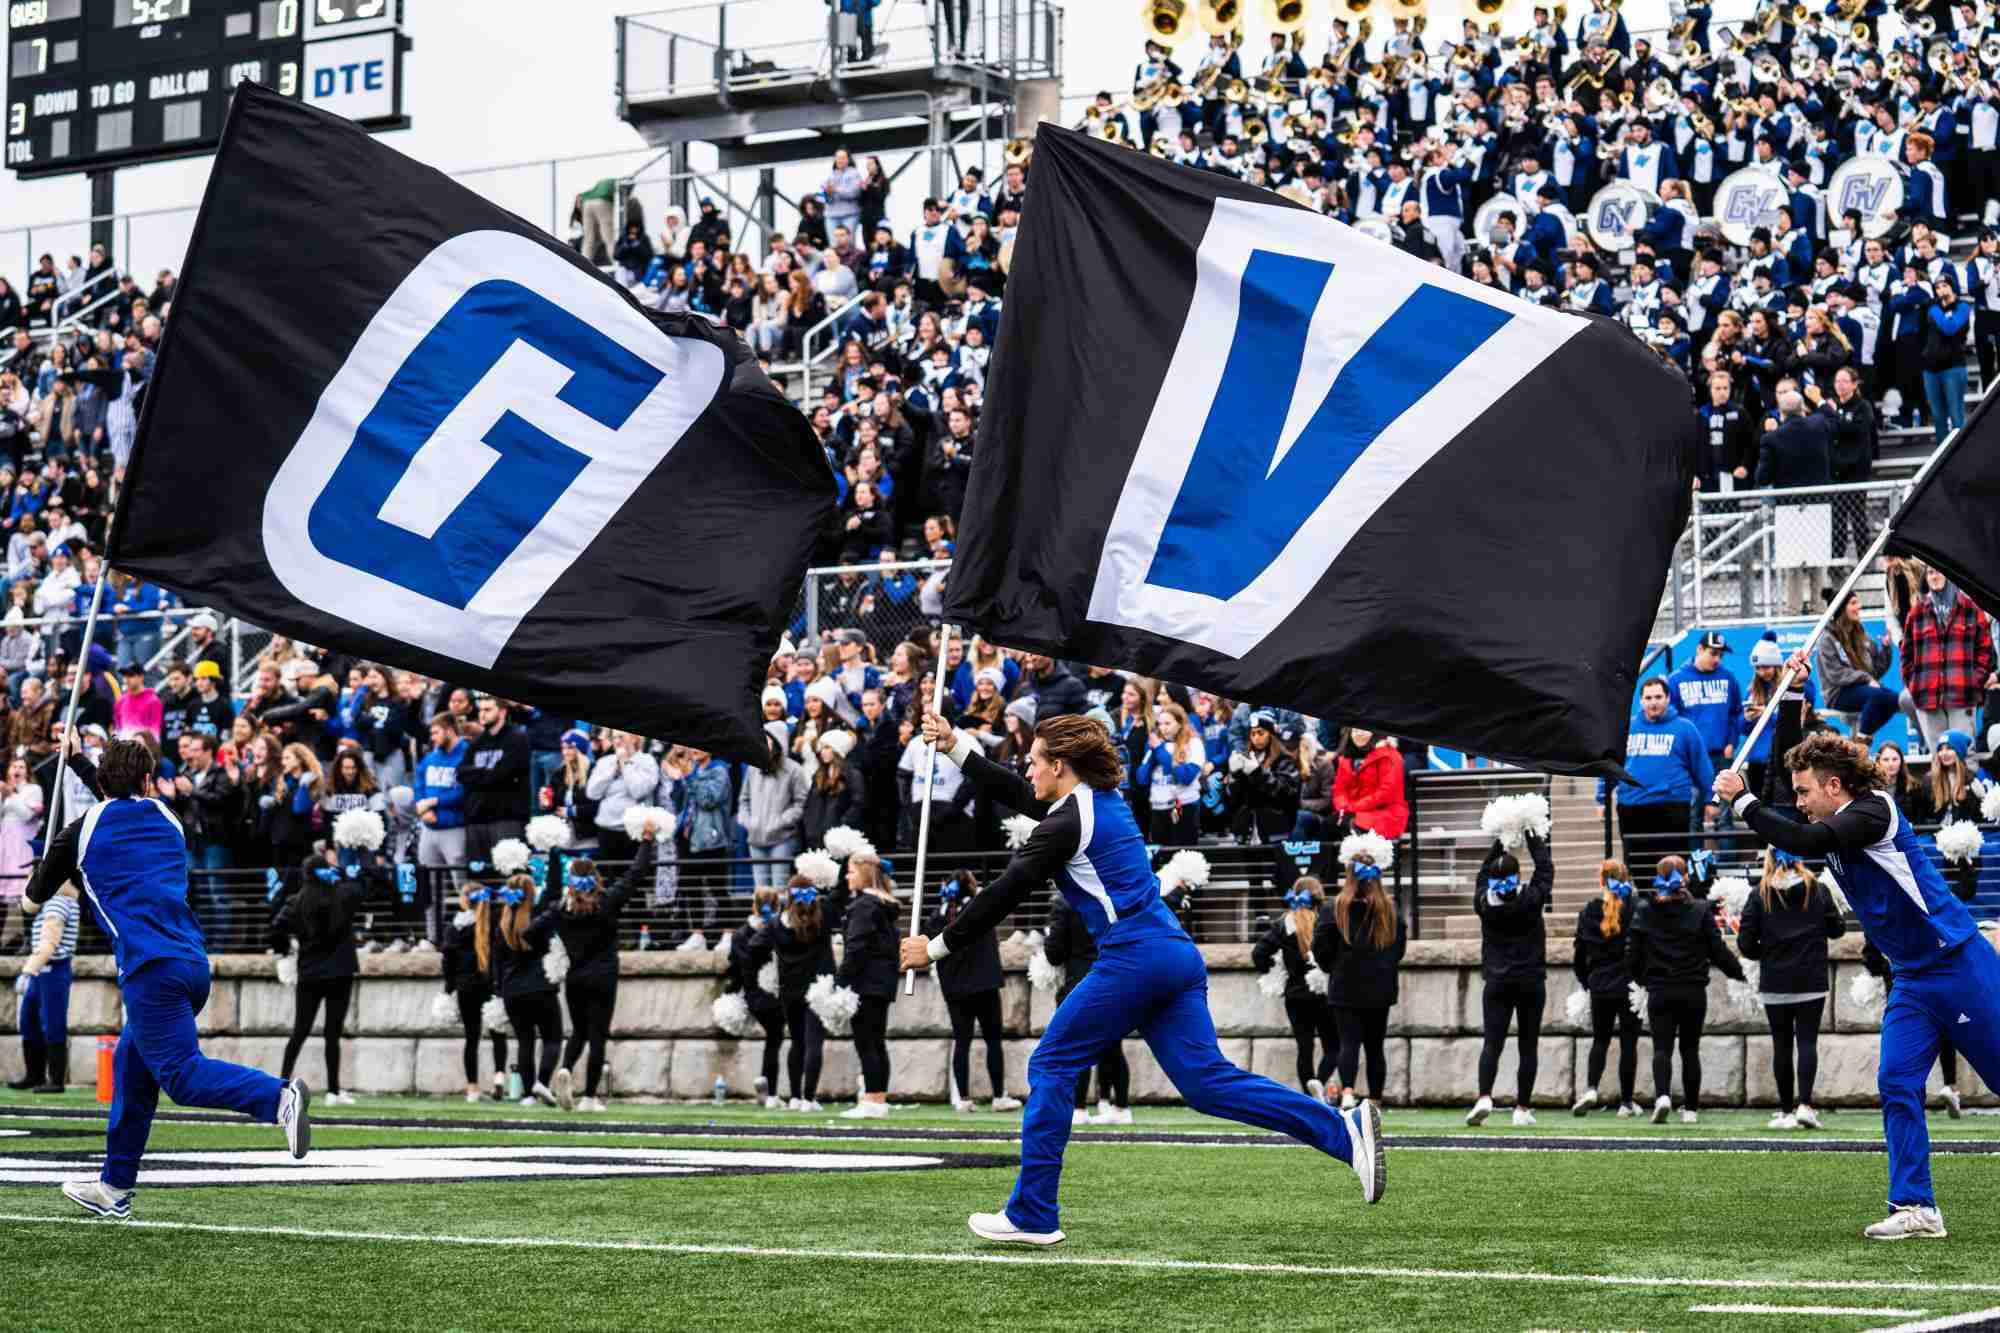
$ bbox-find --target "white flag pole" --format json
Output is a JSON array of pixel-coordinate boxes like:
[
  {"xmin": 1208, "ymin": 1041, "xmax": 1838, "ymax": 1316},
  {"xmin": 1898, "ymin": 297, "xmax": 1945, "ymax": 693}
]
[
  {"xmin": 41, "ymin": 563, "xmax": 113, "ymax": 847},
  {"xmin": 904, "ymin": 623, "xmax": 957, "ymax": 996}
]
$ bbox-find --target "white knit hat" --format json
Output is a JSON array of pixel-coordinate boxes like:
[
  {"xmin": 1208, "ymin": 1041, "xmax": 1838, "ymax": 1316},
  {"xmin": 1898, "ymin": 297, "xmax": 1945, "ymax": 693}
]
[{"xmin": 818, "ymin": 729, "xmax": 856, "ymax": 760}]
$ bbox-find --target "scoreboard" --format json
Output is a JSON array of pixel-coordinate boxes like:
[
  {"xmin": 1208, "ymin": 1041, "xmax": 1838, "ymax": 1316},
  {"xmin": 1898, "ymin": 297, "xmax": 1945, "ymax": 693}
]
[{"xmin": 5, "ymin": 0, "xmax": 407, "ymax": 179}]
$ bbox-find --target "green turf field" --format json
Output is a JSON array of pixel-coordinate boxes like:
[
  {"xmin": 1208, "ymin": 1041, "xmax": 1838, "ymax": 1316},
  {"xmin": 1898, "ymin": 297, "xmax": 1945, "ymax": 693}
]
[{"xmin": 4, "ymin": 1089, "xmax": 2000, "ymax": 1332}]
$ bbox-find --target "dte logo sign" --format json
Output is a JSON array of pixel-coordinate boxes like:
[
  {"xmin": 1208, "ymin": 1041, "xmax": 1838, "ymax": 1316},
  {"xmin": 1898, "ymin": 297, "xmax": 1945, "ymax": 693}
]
[
  {"xmin": 1086, "ymin": 199, "xmax": 1581, "ymax": 659},
  {"xmin": 304, "ymin": 30, "xmax": 399, "ymax": 122},
  {"xmin": 264, "ymin": 231, "xmax": 724, "ymax": 668},
  {"xmin": 312, "ymin": 59, "xmax": 384, "ymax": 99}
]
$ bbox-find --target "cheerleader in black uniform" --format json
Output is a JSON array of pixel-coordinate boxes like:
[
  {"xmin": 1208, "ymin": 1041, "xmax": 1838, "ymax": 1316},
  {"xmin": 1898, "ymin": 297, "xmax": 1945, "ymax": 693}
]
[
  {"xmin": 270, "ymin": 843, "xmax": 382, "ymax": 1106},
  {"xmin": 538, "ymin": 858, "xmax": 625, "ymax": 1113},
  {"xmin": 1571, "ymin": 860, "xmax": 1642, "ymax": 1118},
  {"xmin": 774, "ymin": 875, "xmax": 834, "ymax": 1112},
  {"xmin": 483, "ymin": 872, "xmax": 565, "ymax": 1108},
  {"xmin": 923, "ymin": 870, "xmax": 1022, "ymax": 1112},
  {"xmin": 1736, "ymin": 848, "xmax": 1846, "ymax": 1130},
  {"xmin": 1468, "ymin": 832, "xmax": 1553, "ymax": 1127},
  {"xmin": 1314, "ymin": 852, "xmax": 1406, "ymax": 1111},
  {"xmin": 837, "ymin": 849, "xmax": 901, "ymax": 1119},
  {"xmin": 1627, "ymin": 856, "xmax": 1745, "ymax": 1125},
  {"xmin": 441, "ymin": 880, "xmax": 509, "ymax": 1103},
  {"xmin": 1253, "ymin": 876, "xmax": 1338, "ymax": 1101},
  {"xmin": 1042, "ymin": 890, "xmax": 1132, "ymax": 1125},
  {"xmin": 725, "ymin": 887, "xmax": 787, "ymax": 1108}
]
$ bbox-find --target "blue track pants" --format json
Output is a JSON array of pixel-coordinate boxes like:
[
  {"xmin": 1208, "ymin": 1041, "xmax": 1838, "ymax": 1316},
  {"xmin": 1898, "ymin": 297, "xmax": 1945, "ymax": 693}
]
[
  {"xmin": 18, "ymin": 958, "xmax": 72, "ymax": 1048},
  {"xmin": 1879, "ymin": 938, "xmax": 2000, "ymax": 1209}
]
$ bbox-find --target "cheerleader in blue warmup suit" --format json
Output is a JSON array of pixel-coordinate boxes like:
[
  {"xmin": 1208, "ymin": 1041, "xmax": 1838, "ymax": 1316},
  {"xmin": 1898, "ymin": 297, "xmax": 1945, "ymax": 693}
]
[{"xmin": 905, "ymin": 714, "xmax": 1380, "ymax": 1247}]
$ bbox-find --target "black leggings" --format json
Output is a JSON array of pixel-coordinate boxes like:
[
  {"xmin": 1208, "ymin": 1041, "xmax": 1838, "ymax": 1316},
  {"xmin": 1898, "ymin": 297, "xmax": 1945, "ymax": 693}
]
[
  {"xmin": 282, "ymin": 976, "xmax": 354, "ymax": 1093},
  {"xmin": 1587, "ymin": 992, "xmax": 1642, "ymax": 1105},
  {"xmin": 1333, "ymin": 1004, "xmax": 1389, "ymax": 1099},
  {"xmin": 1648, "ymin": 984, "xmax": 1707, "ymax": 1108},
  {"xmin": 783, "ymin": 997, "xmax": 826, "ymax": 1101},
  {"xmin": 561, "ymin": 978, "xmax": 617, "ymax": 1098},
  {"xmin": 1763, "ymin": 998, "xmax": 1824, "ymax": 1112},
  {"xmin": 1284, "ymin": 994, "xmax": 1339, "ymax": 1090},
  {"xmin": 503, "ymin": 991, "xmax": 564, "ymax": 1091},
  {"xmin": 455, "ymin": 985, "xmax": 509, "ymax": 1085},
  {"xmin": 947, "ymin": 989, "xmax": 1006, "ymax": 1101},
  {"xmin": 753, "ymin": 1004, "xmax": 785, "ymax": 1093},
  {"xmin": 1147, "ymin": 807, "xmax": 1201, "ymax": 847},
  {"xmin": 852, "ymin": 994, "xmax": 892, "ymax": 1095},
  {"xmin": 1478, "ymin": 979, "xmax": 1544, "ymax": 1103}
]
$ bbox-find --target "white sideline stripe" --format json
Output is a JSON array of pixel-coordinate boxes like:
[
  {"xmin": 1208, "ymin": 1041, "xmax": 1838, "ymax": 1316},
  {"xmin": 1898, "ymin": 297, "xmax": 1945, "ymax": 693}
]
[
  {"xmin": 3, "ymin": 1213, "xmax": 2000, "ymax": 1297},
  {"xmin": 1690, "ymin": 1305, "xmax": 1927, "ymax": 1317},
  {"xmin": 1867, "ymin": 1306, "xmax": 2000, "ymax": 1332}
]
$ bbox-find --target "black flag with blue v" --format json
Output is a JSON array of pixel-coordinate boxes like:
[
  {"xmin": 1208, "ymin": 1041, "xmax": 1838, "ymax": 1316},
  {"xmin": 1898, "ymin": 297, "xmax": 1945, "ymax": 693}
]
[
  {"xmin": 107, "ymin": 84, "xmax": 833, "ymax": 766},
  {"xmin": 944, "ymin": 125, "xmax": 1696, "ymax": 776}
]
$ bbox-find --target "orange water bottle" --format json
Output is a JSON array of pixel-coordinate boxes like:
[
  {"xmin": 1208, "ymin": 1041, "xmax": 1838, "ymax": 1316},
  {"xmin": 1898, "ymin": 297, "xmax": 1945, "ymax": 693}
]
[{"xmin": 95, "ymin": 1035, "xmax": 116, "ymax": 1104}]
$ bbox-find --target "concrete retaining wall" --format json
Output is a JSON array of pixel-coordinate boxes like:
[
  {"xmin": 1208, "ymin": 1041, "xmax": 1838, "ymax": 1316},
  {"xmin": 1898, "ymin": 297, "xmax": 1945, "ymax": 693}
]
[{"xmin": 0, "ymin": 937, "xmax": 1964, "ymax": 1107}]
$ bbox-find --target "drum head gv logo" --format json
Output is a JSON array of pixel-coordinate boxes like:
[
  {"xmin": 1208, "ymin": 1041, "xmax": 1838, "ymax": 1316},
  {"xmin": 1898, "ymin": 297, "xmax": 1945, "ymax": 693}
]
[{"xmin": 263, "ymin": 231, "xmax": 725, "ymax": 668}]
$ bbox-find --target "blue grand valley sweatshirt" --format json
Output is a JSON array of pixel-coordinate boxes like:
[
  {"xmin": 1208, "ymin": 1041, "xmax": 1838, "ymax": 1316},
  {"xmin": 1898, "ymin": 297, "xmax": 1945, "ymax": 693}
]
[
  {"xmin": 1599, "ymin": 711, "xmax": 1715, "ymax": 807},
  {"xmin": 1664, "ymin": 661, "xmax": 1744, "ymax": 755}
]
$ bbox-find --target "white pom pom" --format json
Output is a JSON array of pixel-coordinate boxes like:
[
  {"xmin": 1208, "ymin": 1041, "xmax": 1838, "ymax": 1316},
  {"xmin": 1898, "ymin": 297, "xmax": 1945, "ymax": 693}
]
[
  {"xmin": 1157, "ymin": 849, "xmax": 1212, "ymax": 894},
  {"xmin": 1303, "ymin": 964, "xmax": 1329, "ymax": 996},
  {"xmin": 429, "ymin": 991, "xmax": 459, "ymax": 1027},
  {"xmin": 822, "ymin": 826, "xmax": 866, "ymax": 859},
  {"xmin": 806, "ymin": 974, "xmax": 861, "ymax": 1036},
  {"xmin": 542, "ymin": 935, "xmax": 570, "ymax": 987},
  {"xmin": 1627, "ymin": 980, "xmax": 1647, "ymax": 1017},
  {"xmin": 1257, "ymin": 963, "xmax": 1288, "ymax": 998},
  {"xmin": 713, "ymin": 991, "xmax": 756, "ymax": 1038},
  {"xmin": 276, "ymin": 953, "xmax": 298, "ymax": 989},
  {"xmin": 1984, "ymin": 782, "xmax": 2000, "ymax": 824},
  {"xmin": 482, "ymin": 995, "xmax": 511, "ymax": 1034},
  {"xmin": 1480, "ymin": 792, "xmax": 1552, "ymax": 851},
  {"xmin": 1564, "ymin": 987, "xmax": 1590, "ymax": 1027},
  {"xmin": 491, "ymin": 839, "xmax": 532, "ymax": 876},
  {"xmin": 1339, "ymin": 830, "xmax": 1396, "ymax": 871},
  {"xmin": 715, "ymin": 931, "xmax": 733, "ymax": 960},
  {"xmin": 332, "ymin": 808, "xmax": 386, "ymax": 852},
  {"xmin": 757, "ymin": 958, "xmax": 779, "ymax": 995},
  {"xmin": 1937, "ymin": 820, "xmax": 1985, "ymax": 865},
  {"xmin": 1027, "ymin": 942, "xmax": 1064, "ymax": 994},
  {"xmin": 1003, "ymin": 814, "xmax": 1039, "ymax": 849},
  {"xmin": 1713, "ymin": 876, "xmax": 1753, "ymax": 915},
  {"xmin": 1847, "ymin": 970, "xmax": 1885, "ymax": 1011},
  {"xmin": 623, "ymin": 804, "xmax": 667, "ymax": 842},
  {"xmin": 794, "ymin": 848, "xmax": 840, "ymax": 890},
  {"xmin": 526, "ymin": 815, "xmax": 573, "ymax": 852}
]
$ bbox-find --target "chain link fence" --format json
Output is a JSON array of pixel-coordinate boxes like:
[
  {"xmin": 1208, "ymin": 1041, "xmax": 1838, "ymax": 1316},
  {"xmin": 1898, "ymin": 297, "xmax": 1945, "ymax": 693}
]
[
  {"xmin": 1681, "ymin": 481, "xmax": 1910, "ymax": 627},
  {"xmin": 793, "ymin": 557, "xmax": 947, "ymax": 656}
]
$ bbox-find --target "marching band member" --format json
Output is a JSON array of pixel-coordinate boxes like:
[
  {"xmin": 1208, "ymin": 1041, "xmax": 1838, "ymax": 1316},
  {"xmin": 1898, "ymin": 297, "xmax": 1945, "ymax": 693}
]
[
  {"xmin": 1466, "ymin": 830, "xmax": 1554, "ymax": 1127},
  {"xmin": 1735, "ymin": 847, "xmax": 1846, "ymax": 1129},
  {"xmin": 1904, "ymin": 131, "xmax": 1952, "ymax": 229},
  {"xmin": 1418, "ymin": 145, "xmax": 1472, "ymax": 272},
  {"xmin": 1616, "ymin": 118, "xmax": 1682, "ymax": 192},
  {"xmin": 1566, "ymin": 253, "xmax": 1616, "ymax": 315},
  {"xmin": 1626, "ymin": 856, "xmax": 1745, "ymax": 1125},
  {"xmin": 1571, "ymin": 861, "xmax": 1641, "ymax": 1117}
]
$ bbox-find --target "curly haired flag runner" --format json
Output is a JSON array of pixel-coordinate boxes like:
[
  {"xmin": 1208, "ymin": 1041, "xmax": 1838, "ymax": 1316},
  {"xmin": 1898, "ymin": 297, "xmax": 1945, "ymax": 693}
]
[
  {"xmin": 108, "ymin": 83, "xmax": 833, "ymax": 766},
  {"xmin": 944, "ymin": 125, "xmax": 1699, "ymax": 777}
]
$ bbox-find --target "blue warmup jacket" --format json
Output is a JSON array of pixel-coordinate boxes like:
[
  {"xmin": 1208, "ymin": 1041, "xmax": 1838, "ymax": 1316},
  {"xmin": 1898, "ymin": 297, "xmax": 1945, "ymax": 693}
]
[
  {"xmin": 28, "ymin": 797, "xmax": 208, "ymax": 982},
  {"xmin": 414, "ymin": 740, "xmax": 469, "ymax": 831}
]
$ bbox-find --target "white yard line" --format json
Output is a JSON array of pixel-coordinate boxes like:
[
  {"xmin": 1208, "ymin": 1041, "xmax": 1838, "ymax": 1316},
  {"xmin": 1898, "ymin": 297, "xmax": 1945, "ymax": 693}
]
[
  {"xmin": 1690, "ymin": 1304, "xmax": 1928, "ymax": 1317},
  {"xmin": 1865, "ymin": 1308, "xmax": 2000, "ymax": 1333},
  {"xmin": 0, "ymin": 1211, "xmax": 1998, "ymax": 1299}
]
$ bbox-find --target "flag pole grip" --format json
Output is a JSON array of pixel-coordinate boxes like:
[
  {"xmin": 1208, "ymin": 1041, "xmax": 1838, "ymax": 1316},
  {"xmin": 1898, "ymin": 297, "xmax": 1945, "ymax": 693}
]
[
  {"xmin": 41, "ymin": 564, "xmax": 112, "ymax": 848},
  {"xmin": 905, "ymin": 623, "xmax": 957, "ymax": 996}
]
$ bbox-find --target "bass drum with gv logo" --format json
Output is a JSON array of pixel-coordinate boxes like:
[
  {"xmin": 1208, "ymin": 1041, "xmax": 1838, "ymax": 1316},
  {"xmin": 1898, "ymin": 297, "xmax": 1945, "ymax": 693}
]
[
  {"xmin": 1713, "ymin": 165, "xmax": 1791, "ymax": 247},
  {"xmin": 1827, "ymin": 154, "xmax": 1906, "ymax": 239},
  {"xmin": 1584, "ymin": 182, "xmax": 1660, "ymax": 253}
]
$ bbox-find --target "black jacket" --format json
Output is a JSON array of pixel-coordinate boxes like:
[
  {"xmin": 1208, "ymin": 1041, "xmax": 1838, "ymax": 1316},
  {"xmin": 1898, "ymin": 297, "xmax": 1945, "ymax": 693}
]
[
  {"xmin": 1754, "ymin": 413, "xmax": 1833, "ymax": 488},
  {"xmin": 923, "ymin": 895, "xmax": 1003, "ymax": 997},
  {"xmin": 459, "ymin": 722, "xmax": 531, "ymax": 825},
  {"xmin": 441, "ymin": 908, "xmax": 488, "ymax": 994},
  {"xmin": 1627, "ymin": 892, "xmax": 1746, "ymax": 989},
  {"xmin": 269, "ymin": 866, "xmax": 374, "ymax": 982},
  {"xmin": 1041, "ymin": 891, "xmax": 1098, "ymax": 992},
  {"xmin": 1253, "ymin": 908, "xmax": 1328, "ymax": 1003},
  {"xmin": 801, "ymin": 767, "xmax": 866, "ymax": 850},
  {"xmin": 1821, "ymin": 394, "xmax": 1876, "ymax": 475},
  {"xmin": 1311, "ymin": 897, "xmax": 1406, "ymax": 1008},
  {"xmin": 773, "ymin": 916, "xmax": 836, "ymax": 1001},
  {"xmin": 172, "ymin": 762, "xmax": 239, "ymax": 845},
  {"xmin": 725, "ymin": 921, "xmax": 782, "ymax": 1014},
  {"xmin": 1473, "ymin": 835, "xmax": 1552, "ymax": 983},
  {"xmin": 1735, "ymin": 879, "xmax": 1845, "ymax": 995},
  {"xmin": 1022, "ymin": 664, "xmax": 1087, "ymax": 720},
  {"xmin": 534, "ymin": 879, "xmax": 630, "ymax": 989},
  {"xmin": 488, "ymin": 891, "xmax": 561, "ymax": 999},
  {"xmin": 838, "ymin": 891, "xmax": 901, "ymax": 999},
  {"xmin": 1571, "ymin": 895, "xmax": 1634, "ymax": 995},
  {"xmin": 354, "ymin": 693, "xmax": 413, "ymax": 765}
]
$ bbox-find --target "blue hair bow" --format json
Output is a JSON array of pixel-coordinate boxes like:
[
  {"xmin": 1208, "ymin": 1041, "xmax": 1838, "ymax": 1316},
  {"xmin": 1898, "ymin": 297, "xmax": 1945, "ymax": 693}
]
[
  {"xmin": 497, "ymin": 887, "xmax": 525, "ymax": 906},
  {"xmin": 1656, "ymin": 870, "xmax": 1686, "ymax": 892},
  {"xmin": 790, "ymin": 886, "xmax": 819, "ymax": 907},
  {"xmin": 566, "ymin": 873, "xmax": 598, "ymax": 893},
  {"xmin": 313, "ymin": 866, "xmax": 339, "ymax": 884},
  {"xmin": 467, "ymin": 886, "xmax": 491, "ymax": 904},
  {"xmin": 758, "ymin": 903, "xmax": 779, "ymax": 923},
  {"xmin": 1772, "ymin": 848, "xmax": 1802, "ymax": 869},
  {"xmin": 938, "ymin": 879, "xmax": 962, "ymax": 902},
  {"xmin": 1353, "ymin": 863, "xmax": 1383, "ymax": 883},
  {"xmin": 468, "ymin": 860, "xmax": 489, "ymax": 875},
  {"xmin": 1606, "ymin": 878, "xmax": 1634, "ymax": 900},
  {"xmin": 1283, "ymin": 888, "xmax": 1314, "ymax": 910},
  {"xmin": 1691, "ymin": 849, "xmax": 1714, "ymax": 876},
  {"xmin": 1488, "ymin": 874, "xmax": 1521, "ymax": 896}
]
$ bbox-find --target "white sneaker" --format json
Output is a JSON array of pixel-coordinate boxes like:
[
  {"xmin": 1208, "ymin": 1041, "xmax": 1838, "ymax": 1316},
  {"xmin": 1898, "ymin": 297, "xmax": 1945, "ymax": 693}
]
[
  {"xmin": 1572, "ymin": 1089, "xmax": 1599, "ymax": 1117},
  {"xmin": 990, "ymin": 1095, "xmax": 1022, "ymax": 1112},
  {"xmin": 1650, "ymin": 1095, "xmax": 1672, "ymax": 1124},
  {"xmin": 1864, "ymin": 1205, "xmax": 1948, "ymax": 1241},
  {"xmin": 1088, "ymin": 1106, "xmax": 1134, "ymax": 1125},
  {"xmin": 763, "ymin": 1095, "xmax": 784, "ymax": 1110},
  {"xmin": 839, "ymin": 1100, "xmax": 890, "ymax": 1119},
  {"xmin": 1340, "ymin": 1091, "xmax": 1357, "ymax": 1112},
  {"xmin": 62, "ymin": 1179, "xmax": 133, "ymax": 1219},
  {"xmin": 1944, "ymin": 1086, "xmax": 1964, "ymax": 1119},
  {"xmin": 519, "ymin": 1095, "xmax": 538, "ymax": 1108},
  {"xmin": 531, "ymin": 1082, "xmax": 559, "ymax": 1108},
  {"xmin": 1794, "ymin": 1105, "xmax": 1821, "ymax": 1130},
  {"xmin": 553, "ymin": 1068, "xmax": 575, "ymax": 1112},
  {"xmin": 277, "ymin": 1078, "xmax": 311, "ymax": 1159},
  {"xmin": 1512, "ymin": 1107, "xmax": 1537, "ymax": 1127},
  {"xmin": 675, "ymin": 932, "xmax": 708, "ymax": 952},
  {"xmin": 1681, "ymin": 1110, "xmax": 1699, "ymax": 1125},
  {"xmin": 1466, "ymin": 1095, "xmax": 1493, "ymax": 1127},
  {"xmin": 796, "ymin": 1099, "xmax": 823, "ymax": 1114},
  {"xmin": 1344, "ymin": 1099, "xmax": 1386, "ymax": 1205},
  {"xmin": 968, "ymin": 1209, "xmax": 1065, "ymax": 1246},
  {"xmin": 1071, "ymin": 1108, "xmax": 1090, "ymax": 1127},
  {"xmin": 1616, "ymin": 1102, "xmax": 1637, "ymax": 1119},
  {"xmin": 323, "ymin": 1091, "xmax": 356, "ymax": 1107},
  {"xmin": 464, "ymin": 1090, "xmax": 481, "ymax": 1104},
  {"xmin": 1096, "ymin": 1098, "xmax": 1114, "ymax": 1119},
  {"xmin": 1767, "ymin": 1112, "xmax": 1797, "ymax": 1130},
  {"xmin": 953, "ymin": 1098, "xmax": 976, "ymax": 1113}
]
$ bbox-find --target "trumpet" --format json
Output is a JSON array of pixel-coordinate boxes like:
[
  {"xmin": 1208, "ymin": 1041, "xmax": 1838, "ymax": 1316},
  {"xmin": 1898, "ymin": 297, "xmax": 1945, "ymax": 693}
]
[
  {"xmin": 1690, "ymin": 111, "xmax": 1715, "ymax": 137},
  {"xmin": 1790, "ymin": 42, "xmax": 1818, "ymax": 78},
  {"xmin": 1885, "ymin": 50, "xmax": 1905, "ymax": 77},
  {"xmin": 1259, "ymin": 72, "xmax": 1288, "ymax": 100}
]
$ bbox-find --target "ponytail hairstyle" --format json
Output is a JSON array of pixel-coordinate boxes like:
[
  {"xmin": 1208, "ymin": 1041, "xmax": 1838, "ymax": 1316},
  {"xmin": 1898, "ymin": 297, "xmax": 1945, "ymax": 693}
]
[
  {"xmin": 1653, "ymin": 855, "xmax": 1689, "ymax": 898},
  {"xmin": 1757, "ymin": 846, "xmax": 1819, "ymax": 913},
  {"xmin": 470, "ymin": 880, "xmax": 495, "ymax": 976},
  {"xmin": 1284, "ymin": 875, "xmax": 1325, "ymax": 957},
  {"xmin": 563, "ymin": 857, "xmax": 604, "ymax": 915},
  {"xmin": 785, "ymin": 873, "xmax": 825, "ymax": 942},
  {"xmin": 752, "ymin": 885, "xmax": 785, "ymax": 926},
  {"xmin": 1597, "ymin": 859, "xmax": 1633, "ymax": 937},
  {"xmin": 847, "ymin": 846, "xmax": 898, "ymax": 902},
  {"xmin": 1334, "ymin": 863, "xmax": 1396, "ymax": 951},
  {"xmin": 499, "ymin": 873, "xmax": 537, "ymax": 952}
]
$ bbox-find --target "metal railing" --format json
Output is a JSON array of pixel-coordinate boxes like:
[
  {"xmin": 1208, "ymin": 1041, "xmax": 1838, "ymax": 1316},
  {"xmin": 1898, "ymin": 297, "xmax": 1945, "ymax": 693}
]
[
  {"xmin": 50, "ymin": 269, "xmax": 123, "ymax": 328},
  {"xmin": 1406, "ymin": 767, "xmax": 1551, "ymax": 940},
  {"xmin": 797, "ymin": 556, "xmax": 947, "ymax": 648}
]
